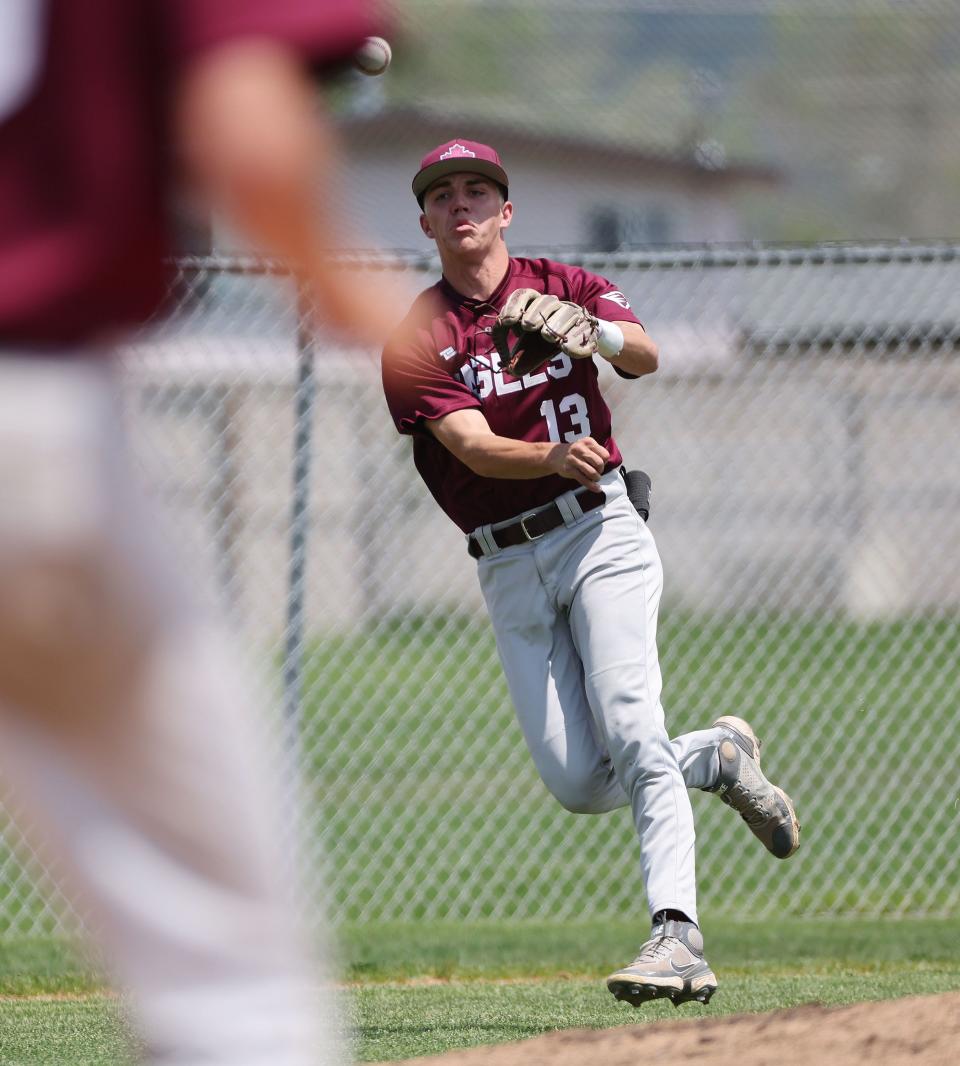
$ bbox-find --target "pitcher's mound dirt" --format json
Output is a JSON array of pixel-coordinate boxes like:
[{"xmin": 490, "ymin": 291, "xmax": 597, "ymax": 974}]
[{"xmin": 388, "ymin": 991, "xmax": 960, "ymax": 1066}]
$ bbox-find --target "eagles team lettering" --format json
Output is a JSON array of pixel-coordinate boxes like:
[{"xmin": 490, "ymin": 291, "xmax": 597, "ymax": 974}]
[{"xmin": 460, "ymin": 349, "xmax": 573, "ymax": 400}]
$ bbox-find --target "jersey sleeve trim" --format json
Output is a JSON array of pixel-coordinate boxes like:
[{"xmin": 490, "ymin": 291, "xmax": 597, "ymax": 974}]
[{"xmin": 396, "ymin": 396, "xmax": 483, "ymax": 437}]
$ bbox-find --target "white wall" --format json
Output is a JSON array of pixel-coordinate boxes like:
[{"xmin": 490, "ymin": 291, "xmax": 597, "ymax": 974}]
[{"xmin": 339, "ymin": 144, "xmax": 747, "ymax": 253}]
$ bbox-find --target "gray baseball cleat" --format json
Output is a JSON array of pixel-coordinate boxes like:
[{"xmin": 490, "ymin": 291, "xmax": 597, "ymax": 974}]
[
  {"xmin": 708, "ymin": 715, "xmax": 801, "ymax": 859},
  {"xmin": 607, "ymin": 919, "xmax": 717, "ymax": 1007}
]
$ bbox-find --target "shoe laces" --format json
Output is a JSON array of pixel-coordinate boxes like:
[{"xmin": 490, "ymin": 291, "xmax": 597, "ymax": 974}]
[
  {"xmin": 634, "ymin": 931, "xmax": 679, "ymax": 964},
  {"xmin": 724, "ymin": 781, "xmax": 773, "ymax": 827}
]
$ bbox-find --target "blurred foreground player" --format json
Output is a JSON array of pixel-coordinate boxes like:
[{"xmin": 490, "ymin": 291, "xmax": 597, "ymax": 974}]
[{"xmin": 0, "ymin": 2, "xmax": 399, "ymax": 1063}]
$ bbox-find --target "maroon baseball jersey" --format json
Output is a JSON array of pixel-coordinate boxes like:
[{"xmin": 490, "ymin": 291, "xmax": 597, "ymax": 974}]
[
  {"xmin": 382, "ymin": 256, "xmax": 644, "ymax": 533},
  {"xmin": 0, "ymin": 0, "xmax": 383, "ymax": 348}
]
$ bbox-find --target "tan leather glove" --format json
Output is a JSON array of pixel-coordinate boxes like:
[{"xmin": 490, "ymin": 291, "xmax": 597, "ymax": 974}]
[{"xmin": 492, "ymin": 288, "xmax": 600, "ymax": 375}]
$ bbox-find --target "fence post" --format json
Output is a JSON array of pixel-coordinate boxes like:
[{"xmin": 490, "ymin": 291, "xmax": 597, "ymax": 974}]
[{"xmin": 283, "ymin": 286, "xmax": 316, "ymax": 763}]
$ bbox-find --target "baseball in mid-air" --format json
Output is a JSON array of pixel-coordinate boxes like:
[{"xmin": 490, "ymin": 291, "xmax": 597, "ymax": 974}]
[{"xmin": 353, "ymin": 36, "xmax": 392, "ymax": 77}]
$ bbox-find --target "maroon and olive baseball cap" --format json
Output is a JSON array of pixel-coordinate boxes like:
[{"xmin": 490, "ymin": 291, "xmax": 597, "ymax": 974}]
[{"xmin": 412, "ymin": 139, "xmax": 509, "ymax": 207}]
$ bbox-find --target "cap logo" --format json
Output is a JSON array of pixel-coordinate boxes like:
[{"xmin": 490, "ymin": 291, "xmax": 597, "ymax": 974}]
[{"xmin": 440, "ymin": 143, "xmax": 477, "ymax": 160}]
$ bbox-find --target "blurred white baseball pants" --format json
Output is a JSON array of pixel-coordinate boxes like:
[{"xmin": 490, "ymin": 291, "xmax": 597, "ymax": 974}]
[
  {"xmin": 477, "ymin": 469, "xmax": 724, "ymax": 926},
  {"xmin": 0, "ymin": 356, "xmax": 339, "ymax": 1065}
]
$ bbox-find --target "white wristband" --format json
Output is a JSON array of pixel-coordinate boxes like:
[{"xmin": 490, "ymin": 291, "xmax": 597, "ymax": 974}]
[{"xmin": 596, "ymin": 319, "xmax": 624, "ymax": 361}]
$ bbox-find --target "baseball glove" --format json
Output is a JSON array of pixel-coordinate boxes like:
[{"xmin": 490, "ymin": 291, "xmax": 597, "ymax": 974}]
[{"xmin": 492, "ymin": 288, "xmax": 600, "ymax": 377}]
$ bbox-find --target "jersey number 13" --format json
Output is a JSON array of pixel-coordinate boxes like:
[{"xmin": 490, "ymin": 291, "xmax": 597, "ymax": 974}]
[{"xmin": 540, "ymin": 394, "xmax": 592, "ymax": 443}]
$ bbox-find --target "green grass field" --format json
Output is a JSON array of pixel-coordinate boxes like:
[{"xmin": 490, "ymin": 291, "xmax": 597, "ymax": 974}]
[
  {"xmin": 1, "ymin": 918, "xmax": 958, "ymax": 1063},
  {"xmin": 0, "ymin": 615, "xmax": 957, "ymax": 1061},
  {"xmin": 304, "ymin": 613, "xmax": 960, "ymax": 921},
  {"xmin": 2, "ymin": 614, "xmax": 957, "ymax": 935}
]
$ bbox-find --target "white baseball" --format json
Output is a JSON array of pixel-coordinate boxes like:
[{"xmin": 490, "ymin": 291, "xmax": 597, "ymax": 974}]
[{"xmin": 353, "ymin": 36, "xmax": 392, "ymax": 77}]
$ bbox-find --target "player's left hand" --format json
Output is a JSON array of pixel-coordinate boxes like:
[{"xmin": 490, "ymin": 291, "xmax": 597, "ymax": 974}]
[{"xmin": 493, "ymin": 288, "xmax": 600, "ymax": 375}]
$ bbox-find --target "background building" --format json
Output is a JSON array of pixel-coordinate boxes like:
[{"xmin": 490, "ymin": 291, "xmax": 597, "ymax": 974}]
[{"xmin": 337, "ymin": 107, "xmax": 780, "ymax": 250}]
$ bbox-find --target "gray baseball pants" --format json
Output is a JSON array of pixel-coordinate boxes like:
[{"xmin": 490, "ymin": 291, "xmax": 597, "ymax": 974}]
[
  {"xmin": 474, "ymin": 469, "xmax": 721, "ymax": 924},
  {"xmin": 0, "ymin": 355, "xmax": 340, "ymax": 1065}
]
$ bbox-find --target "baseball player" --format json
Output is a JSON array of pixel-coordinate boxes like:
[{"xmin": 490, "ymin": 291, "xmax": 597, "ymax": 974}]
[
  {"xmin": 382, "ymin": 139, "xmax": 801, "ymax": 1008},
  {"xmin": 0, "ymin": 3, "xmax": 399, "ymax": 1064}
]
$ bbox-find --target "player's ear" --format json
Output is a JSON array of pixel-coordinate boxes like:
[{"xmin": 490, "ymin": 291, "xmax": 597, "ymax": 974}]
[
  {"xmin": 419, "ymin": 213, "xmax": 435, "ymax": 240},
  {"xmin": 500, "ymin": 200, "xmax": 513, "ymax": 232}
]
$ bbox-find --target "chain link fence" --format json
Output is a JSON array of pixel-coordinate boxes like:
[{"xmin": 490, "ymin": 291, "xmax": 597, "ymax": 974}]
[{"xmin": 1, "ymin": 241, "xmax": 959, "ymax": 936}]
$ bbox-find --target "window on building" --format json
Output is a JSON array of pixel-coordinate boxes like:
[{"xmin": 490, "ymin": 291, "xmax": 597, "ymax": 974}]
[{"xmin": 587, "ymin": 204, "xmax": 673, "ymax": 250}]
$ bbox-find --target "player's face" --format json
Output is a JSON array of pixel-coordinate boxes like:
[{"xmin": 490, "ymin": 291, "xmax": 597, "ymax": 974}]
[{"xmin": 419, "ymin": 173, "xmax": 512, "ymax": 259}]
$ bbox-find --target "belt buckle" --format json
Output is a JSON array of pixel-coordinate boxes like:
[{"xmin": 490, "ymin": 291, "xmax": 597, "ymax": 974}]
[{"xmin": 519, "ymin": 510, "xmax": 544, "ymax": 541}]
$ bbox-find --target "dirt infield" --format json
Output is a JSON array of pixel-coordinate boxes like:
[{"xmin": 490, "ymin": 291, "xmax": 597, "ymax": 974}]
[{"xmin": 388, "ymin": 991, "xmax": 960, "ymax": 1066}]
